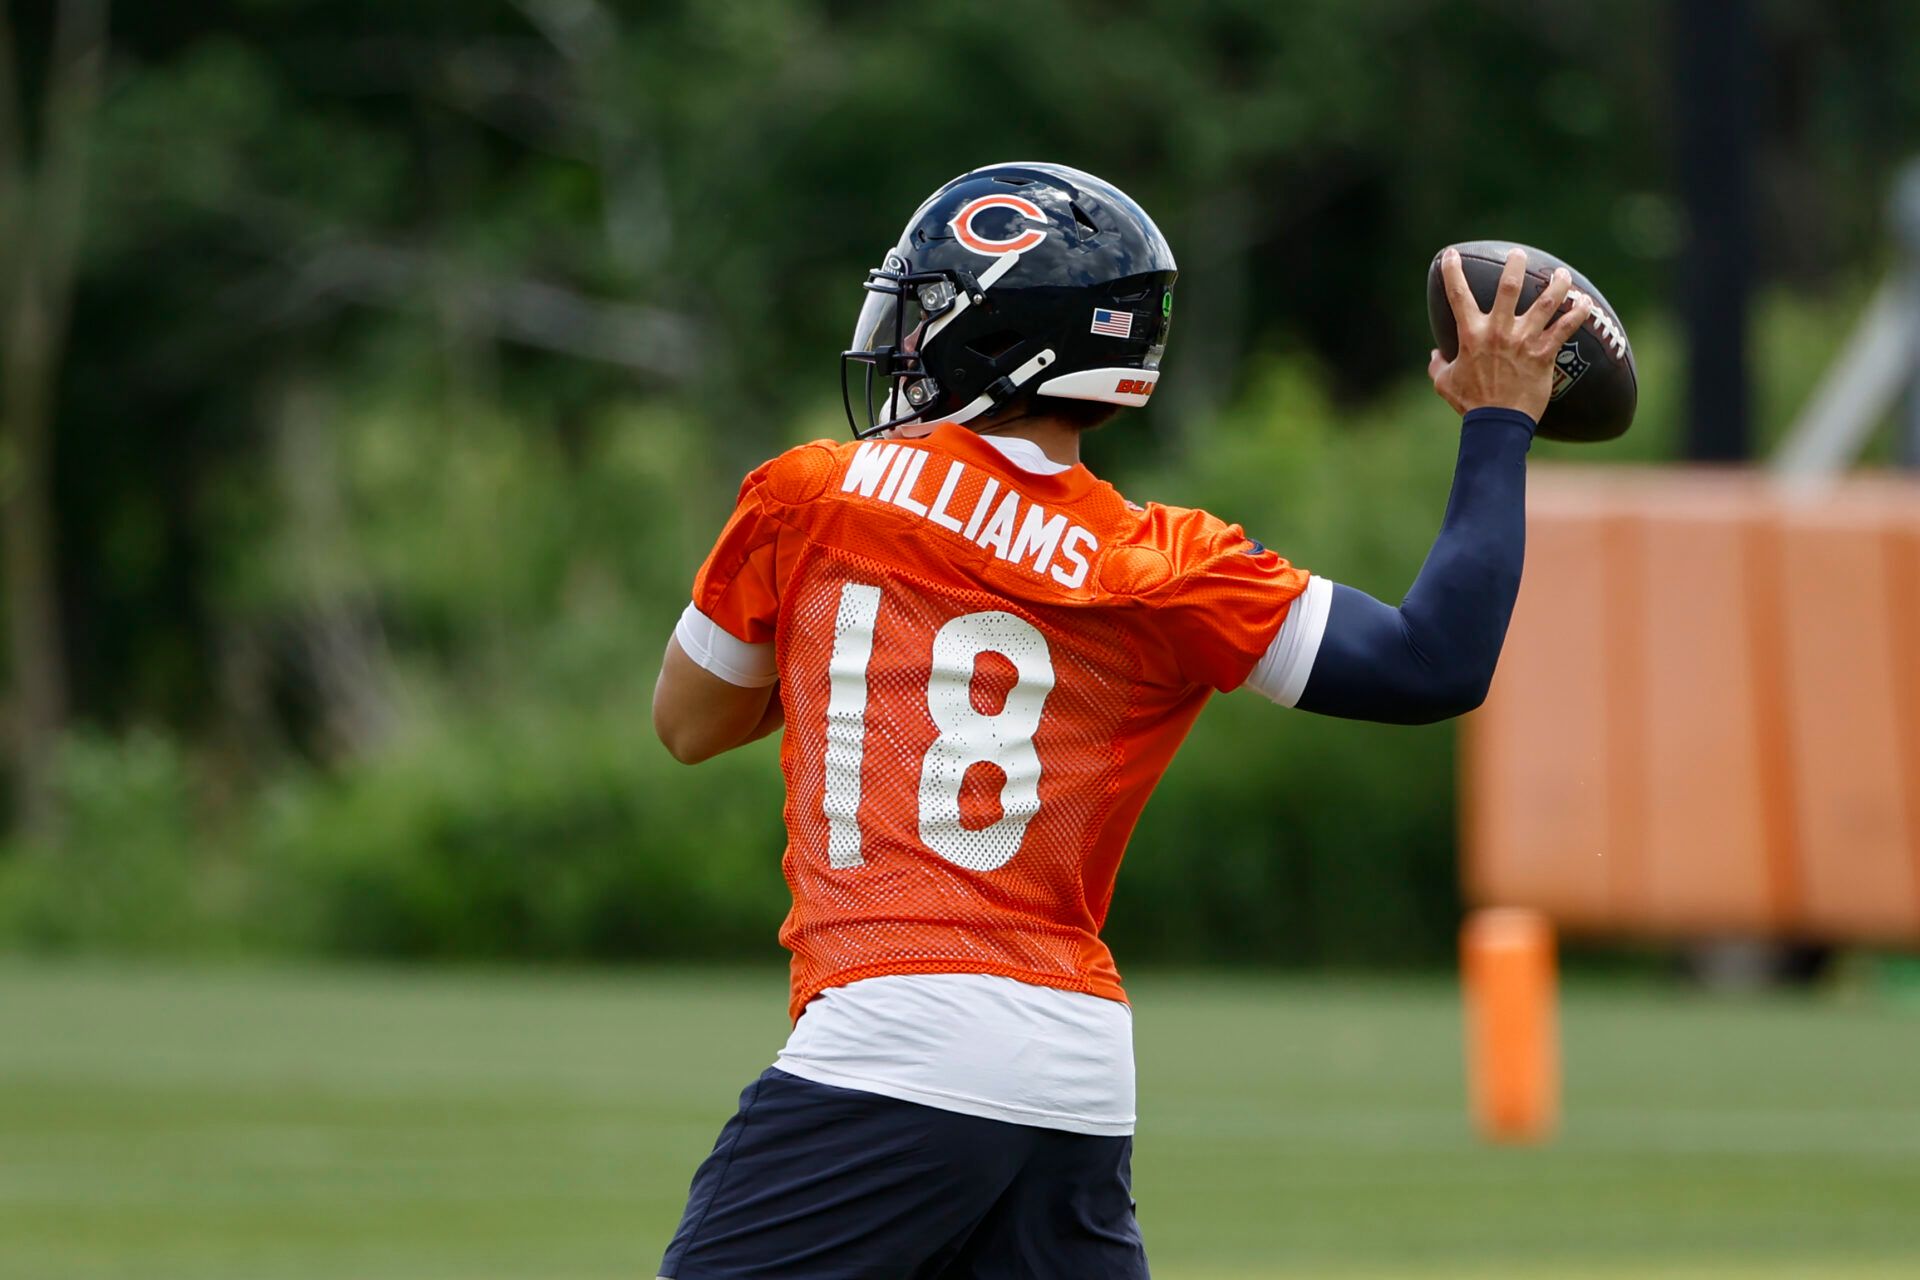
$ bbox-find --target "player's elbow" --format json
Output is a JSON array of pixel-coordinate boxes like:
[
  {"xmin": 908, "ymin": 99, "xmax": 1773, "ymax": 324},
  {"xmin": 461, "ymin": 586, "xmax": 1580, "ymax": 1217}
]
[
  {"xmin": 1396, "ymin": 611, "xmax": 1503, "ymax": 722},
  {"xmin": 657, "ymin": 731, "xmax": 711, "ymax": 766},
  {"xmin": 1411, "ymin": 666, "xmax": 1494, "ymax": 723},
  {"xmin": 656, "ymin": 723, "xmax": 722, "ymax": 766},
  {"xmin": 1363, "ymin": 659, "xmax": 1493, "ymax": 725},
  {"xmin": 652, "ymin": 700, "xmax": 722, "ymax": 765}
]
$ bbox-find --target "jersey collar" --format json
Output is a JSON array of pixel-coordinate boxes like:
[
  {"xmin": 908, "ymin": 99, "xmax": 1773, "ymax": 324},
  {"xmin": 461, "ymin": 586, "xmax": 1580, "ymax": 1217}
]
[
  {"xmin": 926, "ymin": 424, "xmax": 1097, "ymax": 501},
  {"xmin": 978, "ymin": 434, "xmax": 1072, "ymax": 475}
]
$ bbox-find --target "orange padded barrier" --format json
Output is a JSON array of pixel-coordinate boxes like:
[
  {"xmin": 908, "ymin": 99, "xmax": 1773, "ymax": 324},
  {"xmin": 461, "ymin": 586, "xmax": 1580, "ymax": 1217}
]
[
  {"xmin": 1463, "ymin": 468, "xmax": 1920, "ymax": 943},
  {"xmin": 1777, "ymin": 507, "xmax": 1918, "ymax": 938},
  {"xmin": 1462, "ymin": 508, "xmax": 1617, "ymax": 928}
]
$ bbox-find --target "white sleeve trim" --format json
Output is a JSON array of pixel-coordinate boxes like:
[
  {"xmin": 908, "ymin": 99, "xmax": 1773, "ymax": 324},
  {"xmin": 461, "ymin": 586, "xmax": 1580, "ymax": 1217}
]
[
  {"xmin": 674, "ymin": 603, "xmax": 778, "ymax": 688},
  {"xmin": 1244, "ymin": 574, "xmax": 1333, "ymax": 708}
]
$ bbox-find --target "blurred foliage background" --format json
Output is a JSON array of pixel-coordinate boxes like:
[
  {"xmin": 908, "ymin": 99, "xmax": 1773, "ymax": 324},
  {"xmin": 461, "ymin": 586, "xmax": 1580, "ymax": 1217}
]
[{"xmin": 3, "ymin": 0, "xmax": 1918, "ymax": 968}]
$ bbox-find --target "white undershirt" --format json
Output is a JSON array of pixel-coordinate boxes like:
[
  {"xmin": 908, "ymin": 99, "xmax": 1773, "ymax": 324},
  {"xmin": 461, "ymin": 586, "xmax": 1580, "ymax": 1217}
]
[
  {"xmin": 775, "ymin": 974, "xmax": 1136, "ymax": 1135},
  {"xmin": 973, "ymin": 432, "xmax": 1073, "ymax": 475},
  {"xmin": 1245, "ymin": 572, "xmax": 1333, "ymax": 706},
  {"xmin": 675, "ymin": 433, "xmax": 1330, "ymax": 1134}
]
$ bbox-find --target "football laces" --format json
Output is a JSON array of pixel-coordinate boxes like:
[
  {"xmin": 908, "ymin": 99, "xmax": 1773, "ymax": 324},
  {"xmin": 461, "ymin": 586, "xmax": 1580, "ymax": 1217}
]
[{"xmin": 1585, "ymin": 304, "xmax": 1629, "ymax": 361}]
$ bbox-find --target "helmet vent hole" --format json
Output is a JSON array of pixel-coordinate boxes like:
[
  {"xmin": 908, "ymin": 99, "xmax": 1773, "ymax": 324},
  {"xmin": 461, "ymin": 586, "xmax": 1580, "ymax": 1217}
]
[
  {"xmin": 966, "ymin": 330, "xmax": 1025, "ymax": 361},
  {"xmin": 1070, "ymin": 203, "xmax": 1099, "ymax": 238},
  {"xmin": 1112, "ymin": 286, "xmax": 1151, "ymax": 303}
]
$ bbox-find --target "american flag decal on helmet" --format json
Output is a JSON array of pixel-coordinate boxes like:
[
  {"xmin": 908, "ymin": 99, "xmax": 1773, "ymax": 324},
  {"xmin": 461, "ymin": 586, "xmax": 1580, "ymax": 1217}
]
[{"xmin": 1089, "ymin": 308, "xmax": 1133, "ymax": 338}]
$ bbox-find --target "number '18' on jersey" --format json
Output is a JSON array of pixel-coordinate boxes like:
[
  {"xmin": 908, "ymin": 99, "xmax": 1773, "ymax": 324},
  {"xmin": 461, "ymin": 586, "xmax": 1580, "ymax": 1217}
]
[{"xmin": 687, "ymin": 424, "xmax": 1310, "ymax": 1020}]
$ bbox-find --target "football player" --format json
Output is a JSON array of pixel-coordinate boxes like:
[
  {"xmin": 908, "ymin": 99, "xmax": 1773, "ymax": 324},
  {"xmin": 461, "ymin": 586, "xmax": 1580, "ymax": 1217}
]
[{"xmin": 652, "ymin": 162, "xmax": 1589, "ymax": 1279}]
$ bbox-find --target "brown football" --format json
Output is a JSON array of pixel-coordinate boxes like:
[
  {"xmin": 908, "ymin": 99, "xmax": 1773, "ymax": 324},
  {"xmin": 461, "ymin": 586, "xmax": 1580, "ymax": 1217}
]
[{"xmin": 1427, "ymin": 240, "xmax": 1636, "ymax": 443}]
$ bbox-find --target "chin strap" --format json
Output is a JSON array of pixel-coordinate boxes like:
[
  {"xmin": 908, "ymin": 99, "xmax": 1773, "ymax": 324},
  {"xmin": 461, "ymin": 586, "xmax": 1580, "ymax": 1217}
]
[
  {"xmin": 946, "ymin": 348, "xmax": 1057, "ymax": 426},
  {"xmin": 883, "ymin": 348, "xmax": 1057, "ymax": 438}
]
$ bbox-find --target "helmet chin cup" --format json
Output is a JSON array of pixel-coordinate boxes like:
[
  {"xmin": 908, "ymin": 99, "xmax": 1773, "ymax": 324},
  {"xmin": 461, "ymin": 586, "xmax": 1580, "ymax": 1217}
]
[{"xmin": 841, "ymin": 346, "xmax": 941, "ymax": 440}]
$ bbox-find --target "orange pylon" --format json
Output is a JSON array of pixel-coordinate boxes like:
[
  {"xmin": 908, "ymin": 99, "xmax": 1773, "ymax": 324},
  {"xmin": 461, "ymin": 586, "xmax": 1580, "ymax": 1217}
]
[{"xmin": 1461, "ymin": 907, "xmax": 1560, "ymax": 1144}]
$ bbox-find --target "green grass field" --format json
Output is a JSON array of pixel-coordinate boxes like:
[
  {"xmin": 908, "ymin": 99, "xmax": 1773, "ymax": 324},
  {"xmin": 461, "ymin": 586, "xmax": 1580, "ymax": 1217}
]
[{"xmin": 5, "ymin": 964, "xmax": 1919, "ymax": 1279}]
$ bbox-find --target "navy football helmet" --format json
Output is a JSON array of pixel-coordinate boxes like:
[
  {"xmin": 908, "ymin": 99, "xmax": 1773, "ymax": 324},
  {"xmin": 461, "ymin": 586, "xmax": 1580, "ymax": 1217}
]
[{"xmin": 842, "ymin": 162, "xmax": 1178, "ymax": 439}]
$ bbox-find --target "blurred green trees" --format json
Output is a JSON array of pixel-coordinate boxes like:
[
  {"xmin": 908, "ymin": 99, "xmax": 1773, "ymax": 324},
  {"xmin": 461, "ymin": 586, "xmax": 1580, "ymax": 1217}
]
[{"xmin": 2, "ymin": 1, "xmax": 1916, "ymax": 964}]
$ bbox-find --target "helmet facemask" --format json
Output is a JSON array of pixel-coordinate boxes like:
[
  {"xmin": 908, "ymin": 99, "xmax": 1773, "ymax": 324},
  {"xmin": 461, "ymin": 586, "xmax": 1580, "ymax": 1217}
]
[{"xmin": 841, "ymin": 252, "xmax": 974, "ymax": 439}]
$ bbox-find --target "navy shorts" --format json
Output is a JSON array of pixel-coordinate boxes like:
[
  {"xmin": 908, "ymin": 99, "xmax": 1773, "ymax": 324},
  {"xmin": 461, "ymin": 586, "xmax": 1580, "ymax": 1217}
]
[{"xmin": 659, "ymin": 1068, "xmax": 1149, "ymax": 1279}]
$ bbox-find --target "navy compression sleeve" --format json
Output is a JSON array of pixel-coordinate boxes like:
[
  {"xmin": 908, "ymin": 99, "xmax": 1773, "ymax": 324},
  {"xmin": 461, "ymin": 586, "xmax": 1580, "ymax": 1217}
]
[{"xmin": 1293, "ymin": 407, "xmax": 1534, "ymax": 724}]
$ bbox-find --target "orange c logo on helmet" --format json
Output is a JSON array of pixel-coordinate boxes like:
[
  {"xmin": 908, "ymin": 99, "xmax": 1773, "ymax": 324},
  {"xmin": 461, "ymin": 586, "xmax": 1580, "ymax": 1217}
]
[{"xmin": 950, "ymin": 194, "xmax": 1047, "ymax": 257}]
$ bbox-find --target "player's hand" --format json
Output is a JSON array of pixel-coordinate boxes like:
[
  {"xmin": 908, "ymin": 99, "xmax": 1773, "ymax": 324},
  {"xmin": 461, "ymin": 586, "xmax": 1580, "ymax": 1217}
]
[{"xmin": 1426, "ymin": 246, "xmax": 1592, "ymax": 422}]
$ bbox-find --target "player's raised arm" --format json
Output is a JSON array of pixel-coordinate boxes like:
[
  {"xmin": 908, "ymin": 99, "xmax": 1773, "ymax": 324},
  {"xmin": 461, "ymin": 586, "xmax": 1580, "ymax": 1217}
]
[{"xmin": 1247, "ymin": 247, "xmax": 1591, "ymax": 724}]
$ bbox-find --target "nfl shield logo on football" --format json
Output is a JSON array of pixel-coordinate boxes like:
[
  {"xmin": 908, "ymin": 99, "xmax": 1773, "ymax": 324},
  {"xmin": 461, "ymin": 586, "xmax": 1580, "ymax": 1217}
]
[{"xmin": 1549, "ymin": 340, "xmax": 1590, "ymax": 400}]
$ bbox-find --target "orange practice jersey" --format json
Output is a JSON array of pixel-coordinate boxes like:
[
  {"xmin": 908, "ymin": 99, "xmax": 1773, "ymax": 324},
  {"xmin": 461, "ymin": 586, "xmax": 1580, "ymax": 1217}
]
[{"xmin": 690, "ymin": 424, "xmax": 1310, "ymax": 1021}]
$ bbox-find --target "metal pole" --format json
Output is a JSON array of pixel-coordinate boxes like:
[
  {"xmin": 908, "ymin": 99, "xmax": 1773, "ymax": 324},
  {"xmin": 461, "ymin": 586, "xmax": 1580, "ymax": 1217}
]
[
  {"xmin": 1674, "ymin": 0, "xmax": 1759, "ymax": 462},
  {"xmin": 1892, "ymin": 160, "xmax": 1920, "ymax": 469}
]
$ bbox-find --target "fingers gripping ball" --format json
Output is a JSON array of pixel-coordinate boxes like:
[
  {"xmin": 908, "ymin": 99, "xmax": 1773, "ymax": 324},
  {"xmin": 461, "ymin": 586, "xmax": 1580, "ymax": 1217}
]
[{"xmin": 1427, "ymin": 240, "xmax": 1637, "ymax": 442}]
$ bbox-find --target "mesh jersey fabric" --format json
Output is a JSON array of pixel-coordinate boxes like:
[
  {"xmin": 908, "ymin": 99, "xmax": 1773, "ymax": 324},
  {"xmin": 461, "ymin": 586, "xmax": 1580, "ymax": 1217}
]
[{"xmin": 691, "ymin": 423, "xmax": 1311, "ymax": 1021}]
